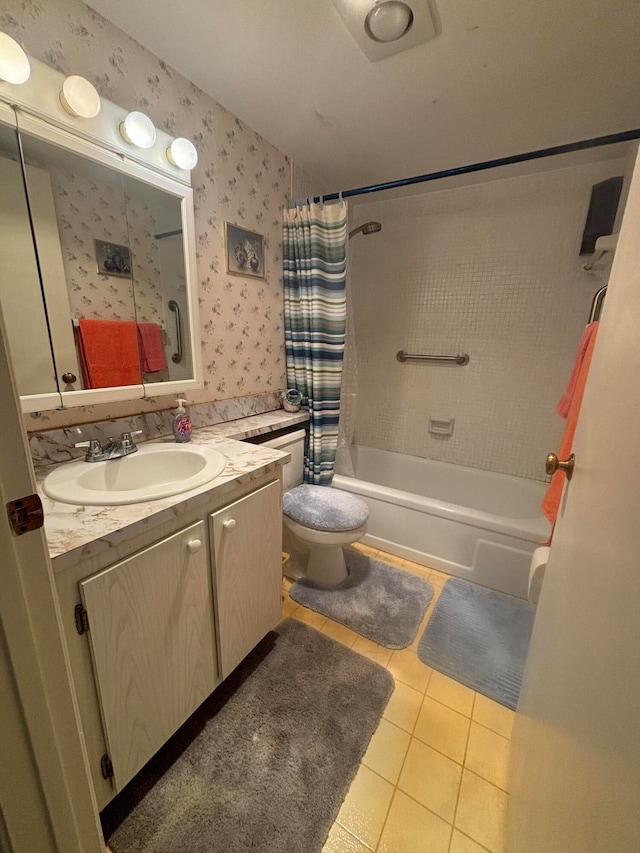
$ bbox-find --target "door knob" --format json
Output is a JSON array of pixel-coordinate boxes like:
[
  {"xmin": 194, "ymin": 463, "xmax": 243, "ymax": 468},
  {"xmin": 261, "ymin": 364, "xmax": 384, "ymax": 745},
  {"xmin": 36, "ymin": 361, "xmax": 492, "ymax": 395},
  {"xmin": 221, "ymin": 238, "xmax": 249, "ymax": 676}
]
[
  {"xmin": 187, "ymin": 539, "xmax": 202, "ymax": 553},
  {"xmin": 545, "ymin": 452, "xmax": 575, "ymax": 480},
  {"xmin": 223, "ymin": 519, "xmax": 237, "ymax": 532}
]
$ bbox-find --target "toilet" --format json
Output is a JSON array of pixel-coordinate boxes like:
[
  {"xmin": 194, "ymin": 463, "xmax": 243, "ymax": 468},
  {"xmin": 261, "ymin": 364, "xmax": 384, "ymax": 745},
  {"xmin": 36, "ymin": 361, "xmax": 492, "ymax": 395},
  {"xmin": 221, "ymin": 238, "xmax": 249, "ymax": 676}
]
[{"xmin": 261, "ymin": 429, "xmax": 369, "ymax": 587}]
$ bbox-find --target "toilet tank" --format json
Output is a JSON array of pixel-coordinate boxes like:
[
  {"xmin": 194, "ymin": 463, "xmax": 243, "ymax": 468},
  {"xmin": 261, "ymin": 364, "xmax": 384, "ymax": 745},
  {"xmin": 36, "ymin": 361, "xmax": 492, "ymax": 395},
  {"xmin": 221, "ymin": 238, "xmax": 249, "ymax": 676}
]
[{"xmin": 261, "ymin": 429, "xmax": 306, "ymax": 491}]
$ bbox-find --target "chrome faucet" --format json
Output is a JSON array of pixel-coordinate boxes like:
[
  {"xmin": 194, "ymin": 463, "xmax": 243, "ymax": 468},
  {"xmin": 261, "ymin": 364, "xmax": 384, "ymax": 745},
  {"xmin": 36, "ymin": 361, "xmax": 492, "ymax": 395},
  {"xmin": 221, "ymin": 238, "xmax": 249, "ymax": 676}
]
[{"xmin": 75, "ymin": 431, "xmax": 143, "ymax": 462}]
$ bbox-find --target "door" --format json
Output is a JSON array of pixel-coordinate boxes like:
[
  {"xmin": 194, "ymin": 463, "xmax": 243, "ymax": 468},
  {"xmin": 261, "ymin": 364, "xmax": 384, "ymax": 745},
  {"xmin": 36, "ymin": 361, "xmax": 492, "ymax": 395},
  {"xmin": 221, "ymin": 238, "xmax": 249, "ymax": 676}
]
[
  {"xmin": 210, "ymin": 480, "xmax": 282, "ymax": 678},
  {"xmin": 507, "ymin": 146, "xmax": 640, "ymax": 851},
  {"xmin": 0, "ymin": 307, "xmax": 103, "ymax": 850},
  {"xmin": 80, "ymin": 521, "xmax": 218, "ymax": 792}
]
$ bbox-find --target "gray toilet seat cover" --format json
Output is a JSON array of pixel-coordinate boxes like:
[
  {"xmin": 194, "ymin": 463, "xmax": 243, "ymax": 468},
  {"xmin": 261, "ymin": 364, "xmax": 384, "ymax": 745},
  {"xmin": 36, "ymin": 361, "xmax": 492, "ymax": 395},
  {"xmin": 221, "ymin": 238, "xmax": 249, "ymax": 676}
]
[{"xmin": 283, "ymin": 484, "xmax": 369, "ymax": 532}]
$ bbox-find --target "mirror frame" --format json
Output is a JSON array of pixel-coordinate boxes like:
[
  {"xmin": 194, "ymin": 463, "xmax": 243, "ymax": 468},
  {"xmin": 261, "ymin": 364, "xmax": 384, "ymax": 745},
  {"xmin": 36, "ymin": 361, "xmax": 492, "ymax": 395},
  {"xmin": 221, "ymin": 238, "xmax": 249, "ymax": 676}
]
[{"xmin": 0, "ymin": 103, "xmax": 202, "ymax": 413}]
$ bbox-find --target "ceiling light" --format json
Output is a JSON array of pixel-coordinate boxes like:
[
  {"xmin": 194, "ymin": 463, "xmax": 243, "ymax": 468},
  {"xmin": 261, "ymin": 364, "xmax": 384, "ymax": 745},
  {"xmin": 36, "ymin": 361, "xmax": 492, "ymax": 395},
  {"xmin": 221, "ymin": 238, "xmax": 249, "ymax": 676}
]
[
  {"xmin": 166, "ymin": 137, "xmax": 198, "ymax": 170},
  {"xmin": 119, "ymin": 111, "xmax": 156, "ymax": 149},
  {"xmin": 60, "ymin": 75, "xmax": 101, "ymax": 118},
  {"xmin": 365, "ymin": 2, "xmax": 414, "ymax": 43},
  {"xmin": 331, "ymin": 0, "xmax": 436, "ymax": 62},
  {"xmin": 0, "ymin": 31, "xmax": 31, "ymax": 85}
]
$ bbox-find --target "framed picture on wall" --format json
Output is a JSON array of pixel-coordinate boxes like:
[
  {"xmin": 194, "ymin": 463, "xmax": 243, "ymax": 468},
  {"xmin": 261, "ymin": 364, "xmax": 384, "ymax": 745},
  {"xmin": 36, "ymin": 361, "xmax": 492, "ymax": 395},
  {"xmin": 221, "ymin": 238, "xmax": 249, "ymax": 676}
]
[
  {"xmin": 224, "ymin": 222, "xmax": 265, "ymax": 279},
  {"xmin": 94, "ymin": 239, "xmax": 132, "ymax": 279}
]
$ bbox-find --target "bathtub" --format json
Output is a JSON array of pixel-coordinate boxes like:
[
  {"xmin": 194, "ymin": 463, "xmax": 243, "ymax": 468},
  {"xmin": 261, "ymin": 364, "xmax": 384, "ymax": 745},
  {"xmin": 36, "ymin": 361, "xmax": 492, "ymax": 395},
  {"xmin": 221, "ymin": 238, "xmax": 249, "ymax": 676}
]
[{"xmin": 332, "ymin": 445, "xmax": 551, "ymax": 599}]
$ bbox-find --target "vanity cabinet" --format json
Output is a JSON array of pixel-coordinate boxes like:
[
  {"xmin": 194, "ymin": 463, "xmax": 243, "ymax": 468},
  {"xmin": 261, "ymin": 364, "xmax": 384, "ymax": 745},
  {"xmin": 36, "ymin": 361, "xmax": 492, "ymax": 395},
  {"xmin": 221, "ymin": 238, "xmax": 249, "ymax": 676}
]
[
  {"xmin": 54, "ymin": 471, "xmax": 283, "ymax": 807},
  {"xmin": 210, "ymin": 480, "xmax": 282, "ymax": 678},
  {"xmin": 79, "ymin": 520, "xmax": 219, "ymax": 792}
]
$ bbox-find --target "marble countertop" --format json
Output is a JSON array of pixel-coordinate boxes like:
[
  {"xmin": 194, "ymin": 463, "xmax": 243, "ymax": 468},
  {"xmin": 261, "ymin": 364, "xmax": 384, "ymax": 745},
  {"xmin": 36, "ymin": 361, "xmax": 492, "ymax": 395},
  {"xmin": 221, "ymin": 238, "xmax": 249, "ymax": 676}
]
[{"xmin": 39, "ymin": 410, "xmax": 308, "ymax": 569}]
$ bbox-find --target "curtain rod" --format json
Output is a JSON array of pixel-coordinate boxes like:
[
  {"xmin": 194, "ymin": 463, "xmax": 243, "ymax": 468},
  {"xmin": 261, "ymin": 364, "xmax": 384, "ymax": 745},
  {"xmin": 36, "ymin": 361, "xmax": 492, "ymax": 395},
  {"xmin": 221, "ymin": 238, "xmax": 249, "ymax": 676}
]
[{"xmin": 311, "ymin": 128, "xmax": 640, "ymax": 202}]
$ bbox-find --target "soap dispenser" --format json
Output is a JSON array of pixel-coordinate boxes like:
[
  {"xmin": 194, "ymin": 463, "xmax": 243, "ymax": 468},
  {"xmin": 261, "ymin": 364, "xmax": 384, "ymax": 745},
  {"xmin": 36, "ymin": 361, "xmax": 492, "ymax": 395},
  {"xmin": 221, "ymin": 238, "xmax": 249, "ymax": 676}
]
[{"xmin": 172, "ymin": 398, "xmax": 192, "ymax": 443}]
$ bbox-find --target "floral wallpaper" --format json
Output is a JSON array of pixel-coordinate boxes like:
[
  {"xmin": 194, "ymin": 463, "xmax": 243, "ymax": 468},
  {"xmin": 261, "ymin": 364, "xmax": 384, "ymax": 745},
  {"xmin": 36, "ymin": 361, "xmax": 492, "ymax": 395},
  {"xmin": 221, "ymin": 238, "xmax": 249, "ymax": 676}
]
[
  {"xmin": 0, "ymin": 0, "xmax": 291, "ymax": 430},
  {"xmin": 48, "ymin": 168, "xmax": 163, "ymax": 324}
]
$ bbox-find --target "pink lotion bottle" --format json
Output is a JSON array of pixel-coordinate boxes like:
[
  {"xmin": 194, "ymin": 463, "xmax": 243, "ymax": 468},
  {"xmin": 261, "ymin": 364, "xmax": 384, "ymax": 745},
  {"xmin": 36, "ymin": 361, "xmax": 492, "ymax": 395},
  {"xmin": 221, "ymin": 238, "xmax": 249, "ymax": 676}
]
[{"xmin": 172, "ymin": 398, "xmax": 192, "ymax": 443}]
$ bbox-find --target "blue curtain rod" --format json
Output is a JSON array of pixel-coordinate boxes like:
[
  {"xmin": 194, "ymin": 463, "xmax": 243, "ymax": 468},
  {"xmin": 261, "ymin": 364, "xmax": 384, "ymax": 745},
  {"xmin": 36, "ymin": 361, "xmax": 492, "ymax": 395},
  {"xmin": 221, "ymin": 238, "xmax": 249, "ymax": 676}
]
[{"xmin": 311, "ymin": 128, "xmax": 640, "ymax": 202}]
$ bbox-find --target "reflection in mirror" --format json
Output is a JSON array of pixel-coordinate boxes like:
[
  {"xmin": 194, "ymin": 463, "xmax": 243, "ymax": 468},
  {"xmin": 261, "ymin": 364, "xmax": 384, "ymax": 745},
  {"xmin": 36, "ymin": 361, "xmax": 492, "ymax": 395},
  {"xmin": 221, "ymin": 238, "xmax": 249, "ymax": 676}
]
[
  {"xmin": 123, "ymin": 176, "xmax": 193, "ymax": 384},
  {"xmin": 0, "ymin": 121, "xmax": 61, "ymax": 402},
  {"xmin": 18, "ymin": 131, "xmax": 143, "ymax": 392}
]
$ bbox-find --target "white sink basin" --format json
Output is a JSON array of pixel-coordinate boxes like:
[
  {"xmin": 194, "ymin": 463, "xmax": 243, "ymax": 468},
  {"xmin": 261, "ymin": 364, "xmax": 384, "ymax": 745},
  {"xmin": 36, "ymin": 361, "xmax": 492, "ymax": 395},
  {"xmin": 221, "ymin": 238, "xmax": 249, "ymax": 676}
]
[{"xmin": 43, "ymin": 443, "xmax": 226, "ymax": 506}]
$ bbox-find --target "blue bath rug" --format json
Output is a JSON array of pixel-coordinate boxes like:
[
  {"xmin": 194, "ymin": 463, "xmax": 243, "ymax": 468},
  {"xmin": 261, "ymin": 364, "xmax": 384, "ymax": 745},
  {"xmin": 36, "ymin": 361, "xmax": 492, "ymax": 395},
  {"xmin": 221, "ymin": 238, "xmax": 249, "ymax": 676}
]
[
  {"xmin": 417, "ymin": 578, "xmax": 535, "ymax": 710},
  {"xmin": 289, "ymin": 549, "xmax": 434, "ymax": 649}
]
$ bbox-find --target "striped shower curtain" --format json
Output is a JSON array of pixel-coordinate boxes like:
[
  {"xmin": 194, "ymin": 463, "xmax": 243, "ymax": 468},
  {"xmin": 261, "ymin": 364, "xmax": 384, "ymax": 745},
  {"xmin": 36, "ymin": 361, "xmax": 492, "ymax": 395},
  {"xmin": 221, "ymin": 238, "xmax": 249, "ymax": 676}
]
[{"xmin": 283, "ymin": 201, "xmax": 347, "ymax": 484}]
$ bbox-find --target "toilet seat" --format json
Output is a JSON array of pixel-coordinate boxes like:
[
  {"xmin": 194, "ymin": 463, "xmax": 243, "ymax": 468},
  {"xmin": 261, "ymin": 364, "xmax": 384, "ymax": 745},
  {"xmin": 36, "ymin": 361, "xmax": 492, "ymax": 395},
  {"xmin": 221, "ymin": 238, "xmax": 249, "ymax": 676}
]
[
  {"xmin": 283, "ymin": 514, "xmax": 368, "ymax": 546},
  {"xmin": 283, "ymin": 484, "xmax": 370, "ymax": 532}
]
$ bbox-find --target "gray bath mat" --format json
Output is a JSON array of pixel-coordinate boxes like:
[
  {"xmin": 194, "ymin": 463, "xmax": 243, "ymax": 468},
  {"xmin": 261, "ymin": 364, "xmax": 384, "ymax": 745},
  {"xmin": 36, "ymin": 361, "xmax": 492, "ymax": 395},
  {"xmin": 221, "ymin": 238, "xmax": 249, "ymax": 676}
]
[
  {"xmin": 290, "ymin": 548, "xmax": 434, "ymax": 649},
  {"xmin": 103, "ymin": 618, "xmax": 393, "ymax": 853},
  {"xmin": 417, "ymin": 578, "xmax": 534, "ymax": 710}
]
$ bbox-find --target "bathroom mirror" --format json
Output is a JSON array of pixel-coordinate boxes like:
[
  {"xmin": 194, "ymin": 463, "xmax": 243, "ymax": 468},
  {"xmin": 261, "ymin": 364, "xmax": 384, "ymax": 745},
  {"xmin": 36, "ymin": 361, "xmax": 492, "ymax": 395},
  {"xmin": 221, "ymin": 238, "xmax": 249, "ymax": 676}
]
[
  {"xmin": 0, "ymin": 107, "xmax": 201, "ymax": 412},
  {"xmin": 0, "ymin": 116, "xmax": 61, "ymax": 406}
]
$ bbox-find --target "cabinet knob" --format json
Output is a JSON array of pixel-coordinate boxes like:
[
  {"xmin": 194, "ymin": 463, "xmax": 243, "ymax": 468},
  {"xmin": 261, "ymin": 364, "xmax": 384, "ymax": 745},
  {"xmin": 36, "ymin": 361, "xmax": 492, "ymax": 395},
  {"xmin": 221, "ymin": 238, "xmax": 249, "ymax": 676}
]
[
  {"xmin": 223, "ymin": 519, "xmax": 237, "ymax": 532},
  {"xmin": 61, "ymin": 372, "xmax": 77, "ymax": 384},
  {"xmin": 187, "ymin": 538, "xmax": 202, "ymax": 553}
]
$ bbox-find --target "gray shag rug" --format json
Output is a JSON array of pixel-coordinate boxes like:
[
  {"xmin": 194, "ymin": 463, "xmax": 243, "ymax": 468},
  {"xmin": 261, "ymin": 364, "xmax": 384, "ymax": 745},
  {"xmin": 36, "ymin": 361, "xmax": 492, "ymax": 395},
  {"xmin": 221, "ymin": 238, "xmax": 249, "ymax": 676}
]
[
  {"xmin": 418, "ymin": 578, "xmax": 535, "ymax": 710},
  {"xmin": 103, "ymin": 618, "xmax": 393, "ymax": 853},
  {"xmin": 289, "ymin": 548, "xmax": 434, "ymax": 649}
]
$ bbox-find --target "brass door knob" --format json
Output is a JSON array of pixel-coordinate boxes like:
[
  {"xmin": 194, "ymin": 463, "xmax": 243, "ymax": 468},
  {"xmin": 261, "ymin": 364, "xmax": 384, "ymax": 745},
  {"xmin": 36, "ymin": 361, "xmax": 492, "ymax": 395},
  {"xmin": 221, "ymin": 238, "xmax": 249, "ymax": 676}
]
[
  {"xmin": 546, "ymin": 452, "xmax": 575, "ymax": 480},
  {"xmin": 61, "ymin": 372, "xmax": 77, "ymax": 384}
]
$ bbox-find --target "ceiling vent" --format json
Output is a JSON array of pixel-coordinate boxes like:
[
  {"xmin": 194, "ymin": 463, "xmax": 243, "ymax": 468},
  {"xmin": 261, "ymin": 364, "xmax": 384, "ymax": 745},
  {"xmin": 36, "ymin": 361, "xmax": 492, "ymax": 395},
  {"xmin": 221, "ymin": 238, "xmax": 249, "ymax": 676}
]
[{"xmin": 331, "ymin": 0, "xmax": 437, "ymax": 62}]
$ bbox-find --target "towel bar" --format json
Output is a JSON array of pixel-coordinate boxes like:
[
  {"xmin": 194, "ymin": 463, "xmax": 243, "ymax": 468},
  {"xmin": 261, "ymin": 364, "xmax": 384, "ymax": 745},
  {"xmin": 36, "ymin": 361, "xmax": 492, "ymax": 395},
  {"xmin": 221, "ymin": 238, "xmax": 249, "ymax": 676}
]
[
  {"xmin": 71, "ymin": 318, "xmax": 165, "ymax": 330},
  {"xmin": 397, "ymin": 351, "xmax": 470, "ymax": 366}
]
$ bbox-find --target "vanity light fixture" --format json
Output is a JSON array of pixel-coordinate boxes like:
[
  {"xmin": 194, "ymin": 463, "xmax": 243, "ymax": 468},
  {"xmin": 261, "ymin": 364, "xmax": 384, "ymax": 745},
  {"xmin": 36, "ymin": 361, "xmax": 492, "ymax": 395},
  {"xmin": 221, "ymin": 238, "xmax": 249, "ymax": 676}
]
[
  {"xmin": 0, "ymin": 31, "xmax": 31, "ymax": 85},
  {"xmin": 60, "ymin": 75, "xmax": 101, "ymax": 118},
  {"xmin": 166, "ymin": 137, "xmax": 198, "ymax": 170},
  {"xmin": 119, "ymin": 110, "xmax": 157, "ymax": 149}
]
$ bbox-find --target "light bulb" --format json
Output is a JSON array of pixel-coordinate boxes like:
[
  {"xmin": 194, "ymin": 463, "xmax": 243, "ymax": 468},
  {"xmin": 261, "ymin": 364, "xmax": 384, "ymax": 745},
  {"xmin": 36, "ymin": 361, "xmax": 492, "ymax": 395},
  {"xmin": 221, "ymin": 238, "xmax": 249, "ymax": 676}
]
[
  {"xmin": 60, "ymin": 75, "xmax": 101, "ymax": 118},
  {"xmin": 0, "ymin": 31, "xmax": 31, "ymax": 85},
  {"xmin": 119, "ymin": 111, "xmax": 157, "ymax": 149},
  {"xmin": 166, "ymin": 137, "xmax": 198, "ymax": 170},
  {"xmin": 365, "ymin": 1, "xmax": 414, "ymax": 43}
]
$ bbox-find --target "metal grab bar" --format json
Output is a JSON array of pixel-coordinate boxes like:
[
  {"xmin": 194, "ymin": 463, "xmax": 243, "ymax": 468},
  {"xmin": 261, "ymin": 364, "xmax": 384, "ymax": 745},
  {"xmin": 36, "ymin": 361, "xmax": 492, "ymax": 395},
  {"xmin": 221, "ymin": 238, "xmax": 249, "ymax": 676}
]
[
  {"xmin": 168, "ymin": 300, "xmax": 183, "ymax": 364},
  {"xmin": 397, "ymin": 351, "xmax": 470, "ymax": 366},
  {"xmin": 588, "ymin": 285, "xmax": 607, "ymax": 323}
]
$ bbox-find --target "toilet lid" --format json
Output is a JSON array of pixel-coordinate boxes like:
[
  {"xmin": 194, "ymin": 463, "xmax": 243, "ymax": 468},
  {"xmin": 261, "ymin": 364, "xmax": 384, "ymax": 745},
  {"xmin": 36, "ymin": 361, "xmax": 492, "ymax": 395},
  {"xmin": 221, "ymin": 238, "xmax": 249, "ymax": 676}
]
[{"xmin": 283, "ymin": 484, "xmax": 369, "ymax": 532}]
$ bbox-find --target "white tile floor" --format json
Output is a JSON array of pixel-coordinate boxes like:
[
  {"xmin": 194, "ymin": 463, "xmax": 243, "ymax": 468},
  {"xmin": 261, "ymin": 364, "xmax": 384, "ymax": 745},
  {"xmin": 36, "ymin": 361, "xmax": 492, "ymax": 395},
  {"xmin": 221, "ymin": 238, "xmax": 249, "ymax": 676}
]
[{"xmin": 284, "ymin": 543, "xmax": 513, "ymax": 853}]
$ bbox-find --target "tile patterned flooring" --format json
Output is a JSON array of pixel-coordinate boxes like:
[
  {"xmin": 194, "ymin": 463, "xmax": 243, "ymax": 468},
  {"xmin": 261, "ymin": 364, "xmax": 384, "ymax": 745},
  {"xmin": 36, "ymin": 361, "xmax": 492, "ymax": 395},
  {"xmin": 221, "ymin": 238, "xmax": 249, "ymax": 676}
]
[{"xmin": 283, "ymin": 543, "xmax": 514, "ymax": 853}]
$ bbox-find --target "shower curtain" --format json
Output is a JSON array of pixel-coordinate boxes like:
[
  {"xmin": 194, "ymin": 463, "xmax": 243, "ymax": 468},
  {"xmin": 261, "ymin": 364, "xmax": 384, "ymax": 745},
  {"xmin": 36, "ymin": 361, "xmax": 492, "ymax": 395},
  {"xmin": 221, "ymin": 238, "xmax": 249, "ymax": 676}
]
[
  {"xmin": 335, "ymin": 241, "xmax": 358, "ymax": 477},
  {"xmin": 283, "ymin": 200, "xmax": 347, "ymax": 484}
]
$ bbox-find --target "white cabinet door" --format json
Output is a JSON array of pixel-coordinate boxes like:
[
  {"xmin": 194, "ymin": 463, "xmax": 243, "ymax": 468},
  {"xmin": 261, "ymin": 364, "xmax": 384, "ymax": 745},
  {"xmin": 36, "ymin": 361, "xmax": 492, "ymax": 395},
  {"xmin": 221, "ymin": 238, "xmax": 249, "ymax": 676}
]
[
  {"xmin": 80, "ymin": 520, "xmax": 218, "ymax": 792},
  {"xmin": 210, "ymin": 480, "xmax": 282, "ymax": 678}
]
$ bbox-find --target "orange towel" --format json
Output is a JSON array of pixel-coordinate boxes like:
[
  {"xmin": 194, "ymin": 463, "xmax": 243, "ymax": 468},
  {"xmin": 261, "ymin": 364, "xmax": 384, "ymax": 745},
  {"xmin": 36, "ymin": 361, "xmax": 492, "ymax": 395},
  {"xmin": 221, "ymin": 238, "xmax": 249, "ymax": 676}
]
[
  {"xmin": 556, "ymin": 322, "xmax": 598, "ymax": 417},
  {"xmin": 77, "ymin": 319, "xmax": 142, "ymax": 389},
  {"xmin": 137, "ymin": 323, "xmax": 167, "ymax": 372},
  {"xmin": 542, "ymin": 324, "xmax": 599, "ymax": 530}
]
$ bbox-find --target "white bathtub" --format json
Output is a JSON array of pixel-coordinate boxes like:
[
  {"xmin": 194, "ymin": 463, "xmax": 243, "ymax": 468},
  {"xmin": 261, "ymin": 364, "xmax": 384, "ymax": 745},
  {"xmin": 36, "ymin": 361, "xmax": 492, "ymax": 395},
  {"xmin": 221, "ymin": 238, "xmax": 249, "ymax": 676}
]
[{"xmin": 333, "ymin": 445, "xmax": 551, "ymax": 599}]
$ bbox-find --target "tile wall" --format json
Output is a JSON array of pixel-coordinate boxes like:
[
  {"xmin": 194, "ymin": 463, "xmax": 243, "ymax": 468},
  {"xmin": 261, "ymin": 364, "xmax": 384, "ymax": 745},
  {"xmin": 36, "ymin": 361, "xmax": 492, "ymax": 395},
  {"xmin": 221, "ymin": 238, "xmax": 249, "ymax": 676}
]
[{"xmin": 349, "ymin": 159, "xmax": 626, "ymax": 480}]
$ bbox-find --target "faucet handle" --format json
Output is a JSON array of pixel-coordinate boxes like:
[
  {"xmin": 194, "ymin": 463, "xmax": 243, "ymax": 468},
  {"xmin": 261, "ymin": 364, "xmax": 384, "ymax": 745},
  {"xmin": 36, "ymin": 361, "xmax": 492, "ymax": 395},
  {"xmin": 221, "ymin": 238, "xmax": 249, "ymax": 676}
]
[
  {"xmin": 121, "ymin": 430, "xmax": 142, "ymax": 453},
  {"xmin": 74, "ymin": 439, "xmax": 103, "ymax": 462},
  {"xmin": 75, "ymin": 439, "xmax": 100, "ymax": 450}
]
